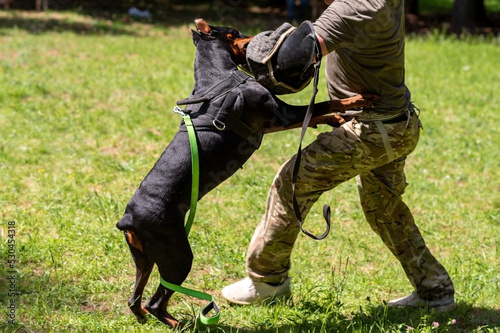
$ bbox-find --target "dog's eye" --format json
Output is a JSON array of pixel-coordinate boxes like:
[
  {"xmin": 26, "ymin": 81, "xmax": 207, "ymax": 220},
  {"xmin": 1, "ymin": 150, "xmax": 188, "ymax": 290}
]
[{"xmin": 226, "ymin": 32, "xmax": 243, "ymax": 41}]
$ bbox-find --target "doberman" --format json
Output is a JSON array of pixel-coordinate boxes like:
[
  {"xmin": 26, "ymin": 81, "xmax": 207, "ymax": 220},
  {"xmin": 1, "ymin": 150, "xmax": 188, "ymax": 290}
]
[{"xmin": 116, "ymin": 19, "xmax": 376, "ymax": 328}]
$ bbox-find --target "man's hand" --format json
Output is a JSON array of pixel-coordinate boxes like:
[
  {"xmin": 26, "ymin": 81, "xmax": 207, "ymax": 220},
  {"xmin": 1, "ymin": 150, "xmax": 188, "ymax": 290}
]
[
  {"xmin": 334, "ymin": 93, "xmax": 379, "ymax": 109},
  {"xmin": 309, "ymin": 114, "xmax": 346, "ymax": 128}
]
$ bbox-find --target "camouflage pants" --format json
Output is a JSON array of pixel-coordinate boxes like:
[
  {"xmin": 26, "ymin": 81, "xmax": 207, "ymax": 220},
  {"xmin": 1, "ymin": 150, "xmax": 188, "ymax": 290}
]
[{"xmin": 246, "ymin": 109, "xmax": 454, "ymax": 300}]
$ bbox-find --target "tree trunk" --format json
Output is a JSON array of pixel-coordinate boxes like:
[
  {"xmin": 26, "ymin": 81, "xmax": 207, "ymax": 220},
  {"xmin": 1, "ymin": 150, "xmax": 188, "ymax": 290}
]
[
  {"xmin": 451, "ymin": 0, "xmax": 487, "ymax": 34},
  {"xmin": 406, "ymin": 0, "xmax": 419, "ymax": 16},
  {"xmin": 475, "ymin": 0, "xmax": 487, "ymax": 22}
]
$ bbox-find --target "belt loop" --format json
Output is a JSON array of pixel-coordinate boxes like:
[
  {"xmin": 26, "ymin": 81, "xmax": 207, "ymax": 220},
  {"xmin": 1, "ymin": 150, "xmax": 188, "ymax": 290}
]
[
  {"xmin": 411, "ymin": 103, "xmax": 424, "ymax": 129},
  {"xmin": 405, "ymin": 107, "xmax": 411, "ymax": 128},
  {"xmin": 374, "ymin": 120, "xmax": 395, "ymax": 162}
]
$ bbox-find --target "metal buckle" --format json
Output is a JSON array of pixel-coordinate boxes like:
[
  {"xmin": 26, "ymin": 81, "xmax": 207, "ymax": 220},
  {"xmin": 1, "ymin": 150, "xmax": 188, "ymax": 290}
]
[
  {"xmin": 173, "ymin": 106, "xmax": 186, "ymax": 116},
  {"xmin": 213, "ymin": 119, "xmax": 226, "ymax": 130}
]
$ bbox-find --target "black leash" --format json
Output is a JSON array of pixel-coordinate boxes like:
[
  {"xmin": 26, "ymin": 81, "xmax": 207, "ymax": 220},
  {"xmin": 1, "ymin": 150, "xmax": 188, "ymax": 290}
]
[{"xmin": 290, "ymin": 42, "xmax": 331, "ymax": 241}]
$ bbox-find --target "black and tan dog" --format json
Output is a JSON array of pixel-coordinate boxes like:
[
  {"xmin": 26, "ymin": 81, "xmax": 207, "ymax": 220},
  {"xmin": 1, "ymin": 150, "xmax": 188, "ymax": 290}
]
[{"xmin": 116, "ymin": 19, "xmax": 376, "ymax": 328}]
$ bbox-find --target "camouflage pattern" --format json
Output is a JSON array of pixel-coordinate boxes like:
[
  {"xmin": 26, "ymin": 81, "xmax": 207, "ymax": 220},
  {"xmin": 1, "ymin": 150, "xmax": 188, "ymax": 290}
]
[{"xmin": 246, "ymin": 109, "xmax": 455, "ymax": 301}]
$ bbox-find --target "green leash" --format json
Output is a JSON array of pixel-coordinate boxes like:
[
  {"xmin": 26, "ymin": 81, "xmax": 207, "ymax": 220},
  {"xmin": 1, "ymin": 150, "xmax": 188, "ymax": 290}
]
[
  {"xmin": 175, "ymin": 106, "xmax": 199, "ymax": 236},
  {"xmin": 160, "ymin": 106, "xmax": 220, "ymax": 325}
]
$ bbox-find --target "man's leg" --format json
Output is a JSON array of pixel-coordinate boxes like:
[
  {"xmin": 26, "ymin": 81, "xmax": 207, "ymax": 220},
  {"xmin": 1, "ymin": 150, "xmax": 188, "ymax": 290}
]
[
  {"xmin": 286, "ymin": 0, "xmax": 296, "ymax": 21},
  {"xmin": 357, "ymin": 159, "xmax": 455, "ymax": 307},
  {"xmin": 245, "ymin": 162, "xmax": 303, "ymax": 284},
  {"xmin": 246, "ymin": 120, "xmax": 379, "ymax": 283},
  {"xmin": 222, "ymin": 112, "xmax": 443, "ymax": 306},
  {"xmin": 222, "ymin": 121, "xmax": 379, "ymax": 304}
]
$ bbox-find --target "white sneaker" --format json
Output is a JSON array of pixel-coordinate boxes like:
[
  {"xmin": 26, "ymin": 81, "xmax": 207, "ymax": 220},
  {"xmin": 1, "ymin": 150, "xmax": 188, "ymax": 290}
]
[
  {"xmin": 388, "ymin": 291, "xmax": 456, "ymax": 313},
  {"xmin": 221, "ymin": 277, "xmax": 291, "ymax": 305}
]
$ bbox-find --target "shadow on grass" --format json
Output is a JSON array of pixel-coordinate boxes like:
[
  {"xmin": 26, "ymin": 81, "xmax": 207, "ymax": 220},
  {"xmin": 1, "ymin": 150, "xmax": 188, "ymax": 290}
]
[
  {"xmin": 348, "ymin": 302, "xmax": 500, "ymax": 332},
  {"xmin": 2, "ymin": 4, "xmax": 499, "ymax": 37},
  {"xmin": 0, "ymin": 12, "xmax": 137, "ymax": 35},
  {"xmin": 0, "ymin": 4, "xmax": 288, "ymax": 36},
  {"xmin": 214, "ymin": 302, "xmax": 500, "ymax": 332}
]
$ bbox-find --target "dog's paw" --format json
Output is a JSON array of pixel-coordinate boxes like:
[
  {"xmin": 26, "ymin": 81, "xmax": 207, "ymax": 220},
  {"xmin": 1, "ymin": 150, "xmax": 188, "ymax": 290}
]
[
  {"xmin": 130, "ymin": 304, "xmax": 149, "ymax": 324},
  {"xmin": 164, "ymin": 313, "xmax": 181, "ymax": 329}
]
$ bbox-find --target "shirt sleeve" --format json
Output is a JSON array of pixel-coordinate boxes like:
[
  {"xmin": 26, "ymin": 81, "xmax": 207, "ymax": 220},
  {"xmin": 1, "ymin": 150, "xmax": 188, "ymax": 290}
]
[{"xmin": 313, "ymin": 0, "xmax": 379, "ymax": 54}]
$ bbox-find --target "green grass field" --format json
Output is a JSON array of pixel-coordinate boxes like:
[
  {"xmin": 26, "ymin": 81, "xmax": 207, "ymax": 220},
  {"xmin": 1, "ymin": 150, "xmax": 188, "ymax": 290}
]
[{"xmin": 1, "ymin": 10, "xmax": 499, "ymax": 333}]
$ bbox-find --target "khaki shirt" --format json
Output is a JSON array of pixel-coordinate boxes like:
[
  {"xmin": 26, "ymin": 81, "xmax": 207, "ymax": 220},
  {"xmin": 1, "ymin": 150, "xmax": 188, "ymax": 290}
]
[{"xmin": 313, "ymin": 0, "xmax": 411, "ymax": 114}]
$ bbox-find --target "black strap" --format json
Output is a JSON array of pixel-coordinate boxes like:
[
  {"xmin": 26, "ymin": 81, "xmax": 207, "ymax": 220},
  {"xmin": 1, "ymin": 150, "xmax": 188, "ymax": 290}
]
[
  {"xmin": 176, "ymin": 70, "xmax": 262, "ymax": 148},
  {"xmin": 214, "ymin": 90, "xmax": 263, "ymax": 148},
  {"xmin": 290, "ymin": 55, "xmax": 331, "ymax": 241},
  {"xmin": 177, "ymin": 71, "xmax": 250, "ymax": 106}
]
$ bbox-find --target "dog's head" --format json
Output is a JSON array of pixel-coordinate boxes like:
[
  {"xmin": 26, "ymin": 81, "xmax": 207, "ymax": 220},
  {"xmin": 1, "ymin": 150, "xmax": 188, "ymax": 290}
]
[{"xmin": 191, "ymin": 19, "xmax": 253, "ymax": 66}]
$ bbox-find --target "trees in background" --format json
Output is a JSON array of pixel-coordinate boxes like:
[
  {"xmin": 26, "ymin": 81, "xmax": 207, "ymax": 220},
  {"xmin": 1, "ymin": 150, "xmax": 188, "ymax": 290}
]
[
  {"xmin": 406, "ymin": 0, "xmax": 420, "ymax": 16},
  {"xmin": 451, "ymin": 0, "xmax": 487, "ymax": 33},
  {"xmin": 406, "ymin": 0, "xmax": 488, "ymax": 33},
  {"xmin": 8, "ymin": 0, "xmax": 494, "ymax": 34}
]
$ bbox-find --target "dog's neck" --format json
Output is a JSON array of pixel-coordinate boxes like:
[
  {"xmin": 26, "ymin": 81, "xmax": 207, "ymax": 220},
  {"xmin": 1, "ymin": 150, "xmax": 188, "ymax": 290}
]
[{"xmin": 192, "ymin": 42, "xmax": 239, "ymax": 95}]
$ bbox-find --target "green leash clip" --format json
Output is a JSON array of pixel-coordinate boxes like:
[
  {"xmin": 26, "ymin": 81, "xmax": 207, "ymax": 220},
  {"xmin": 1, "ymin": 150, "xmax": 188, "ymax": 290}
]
[{"xmin": 160, "ymin": 106, "xmax": 220, "ymax": 325}]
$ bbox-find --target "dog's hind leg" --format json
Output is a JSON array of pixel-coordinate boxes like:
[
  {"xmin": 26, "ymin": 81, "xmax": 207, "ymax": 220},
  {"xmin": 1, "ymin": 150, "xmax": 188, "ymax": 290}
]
[
  {"xmin": 123, "ymin": 230, "xmax": 155, "ymax": 323},
  {"xmin": 143, "ymin": 228, "xmax": 193, "ymax": 329}
]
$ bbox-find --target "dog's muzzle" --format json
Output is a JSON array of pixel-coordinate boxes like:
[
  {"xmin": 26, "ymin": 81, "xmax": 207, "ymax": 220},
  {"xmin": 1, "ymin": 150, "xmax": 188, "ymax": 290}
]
[{"xmin": 244, "ymin": 21, "xmax": 321, "ymax": 95}]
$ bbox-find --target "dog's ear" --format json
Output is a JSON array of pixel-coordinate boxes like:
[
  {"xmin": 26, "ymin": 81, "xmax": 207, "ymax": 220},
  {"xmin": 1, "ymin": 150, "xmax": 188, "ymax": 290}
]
[
  {"xmin": 192, "ymin": 29, "xmax": 201, "ymax": 46},
  {"xmin": 195, "ymin": 18, "xmax": 211, "ymax": 34}
]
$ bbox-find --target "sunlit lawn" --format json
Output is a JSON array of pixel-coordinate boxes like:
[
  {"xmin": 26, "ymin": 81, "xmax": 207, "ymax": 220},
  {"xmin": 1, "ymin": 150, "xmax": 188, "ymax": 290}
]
[{"xmin": 0, "ymin": 10, "xmax": 499, "ymax": 333}]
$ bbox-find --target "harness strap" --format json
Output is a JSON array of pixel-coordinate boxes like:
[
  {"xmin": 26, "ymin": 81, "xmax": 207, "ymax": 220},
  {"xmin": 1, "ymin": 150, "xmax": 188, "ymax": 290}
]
[
  {"xmin": 159, "ymin": 106, "xmax": 220, "ymax": 325},
  {"xmin": 177, "ymin": 70, "xmax": 263, "ymax": 149},
  {"xmin": 374, "ymin": 120, "xmax": 395, "ymax": 163},
  {"xmin": 177, "ymin": 70, "xmax": 250, "ymax": 106},
  {"xmin": 359, "ymin": 106, "xmax": 416, "ymax": 163},
  {"xmin": 212, "ymin": 90, "xmax": 263, "ymax": 148}
]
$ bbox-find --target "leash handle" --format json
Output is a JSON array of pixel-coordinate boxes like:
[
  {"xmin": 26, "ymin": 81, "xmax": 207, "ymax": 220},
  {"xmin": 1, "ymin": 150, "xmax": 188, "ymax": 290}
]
[{"xmin": 290, "ymin": 54, "xmax": 331, "ymax": 241}]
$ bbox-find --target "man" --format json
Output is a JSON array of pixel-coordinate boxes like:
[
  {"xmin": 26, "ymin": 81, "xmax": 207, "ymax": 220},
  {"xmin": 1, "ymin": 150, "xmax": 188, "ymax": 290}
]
[
  {"xmin": 222, "ymin": 0, "xmax": 456, "ymax": 312},
  {"xmin": 286, "ymin": 0, "xmax": 310, "ymax": 24}
]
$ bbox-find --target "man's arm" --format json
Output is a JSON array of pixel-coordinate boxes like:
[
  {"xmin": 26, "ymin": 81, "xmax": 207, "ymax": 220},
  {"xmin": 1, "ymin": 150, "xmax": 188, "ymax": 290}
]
[{"xmin": 316, "ymin": 34, "xmax": 330, "ymax": 57}]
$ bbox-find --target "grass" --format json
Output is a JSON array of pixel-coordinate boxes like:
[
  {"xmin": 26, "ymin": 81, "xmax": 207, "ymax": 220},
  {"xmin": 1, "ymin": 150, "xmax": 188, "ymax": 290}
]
[{"xmin": 0, "ymin": 10, "xmax": 499, "ymax": 333}]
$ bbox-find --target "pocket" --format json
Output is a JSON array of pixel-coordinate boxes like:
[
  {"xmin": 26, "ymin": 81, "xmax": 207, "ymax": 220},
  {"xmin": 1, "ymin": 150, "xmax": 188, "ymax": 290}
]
[{"xmin": 388, "ymin": 118, "xmax": 420, "ymax": 157}]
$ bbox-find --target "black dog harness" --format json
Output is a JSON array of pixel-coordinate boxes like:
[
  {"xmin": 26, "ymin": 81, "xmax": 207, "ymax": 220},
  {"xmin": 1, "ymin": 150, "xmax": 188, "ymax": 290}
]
[
  {"xmin": 178, "ymin": 66, "xmax": 330, "ymax": 242},
  {"xmin": 177, "ymin": 70, "xmax": 263, "ymax": 149}
]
